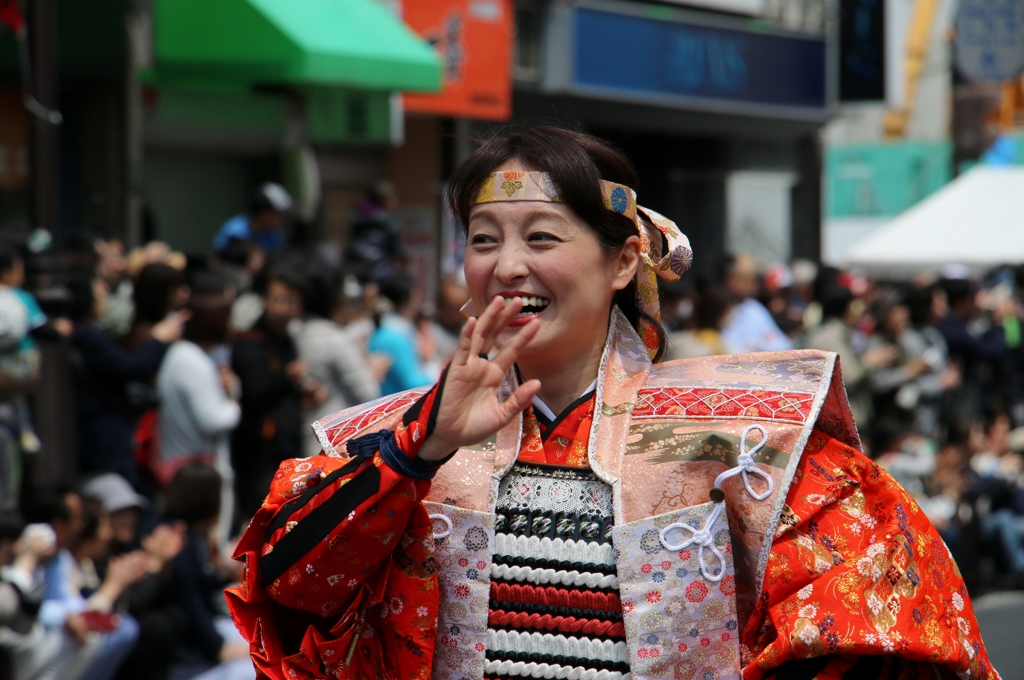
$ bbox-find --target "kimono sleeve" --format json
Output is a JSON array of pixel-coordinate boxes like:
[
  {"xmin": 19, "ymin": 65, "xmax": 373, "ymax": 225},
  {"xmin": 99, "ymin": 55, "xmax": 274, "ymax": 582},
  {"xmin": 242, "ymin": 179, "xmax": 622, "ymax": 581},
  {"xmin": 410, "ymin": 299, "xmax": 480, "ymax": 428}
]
[
  {"xmin": 741, "ymin": 430, "xmax": 998, "ymax": 680},
  {"xmin": 225, "ymin": 379, "xmax": 451, "ymax": 680}
]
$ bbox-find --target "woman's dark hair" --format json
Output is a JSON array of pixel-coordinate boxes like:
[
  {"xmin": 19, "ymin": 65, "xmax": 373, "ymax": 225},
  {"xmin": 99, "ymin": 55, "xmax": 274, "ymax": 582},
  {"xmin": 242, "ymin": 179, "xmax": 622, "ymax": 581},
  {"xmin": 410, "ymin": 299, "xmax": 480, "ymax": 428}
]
[
  {"xmin": 380, "ymin": 273, "xmax": 414, "ymax": 311},
  {"xmin": 134, "ymin": 263, "xmax": 186, "ymax": 325},
  {"xmin": 303, "ymin": 267, "xmax": 341, "ymax": 320},
  {"xmin": 445, "ymin": 126, "xmax": 665, "ymax": 361},
  {"xmin": 819, "ymin": 284, "xmax": 854, "ymax": 321},
  {"xmin": 942, "ymin": 278, "xmax": 974, "ymax": 309},
  {"xmin": 905, "ymin": 285, "xmax": 935, "ymax": 328},
  {"xmin": 265, "ymin": 264, "xmax": 305, "ymax": 297},
  {"xmin": 164, "ymin": 464, "xmax": 221, "ymax": 526},
  {"xmin": 184, "ymin": 292, "xmax": 232, "ymax": 346}
]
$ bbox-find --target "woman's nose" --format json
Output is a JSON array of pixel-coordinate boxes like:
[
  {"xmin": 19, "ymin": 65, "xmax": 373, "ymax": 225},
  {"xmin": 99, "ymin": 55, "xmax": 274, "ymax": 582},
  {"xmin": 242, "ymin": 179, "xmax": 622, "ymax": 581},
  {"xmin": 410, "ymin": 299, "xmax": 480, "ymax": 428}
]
[{"xmin": 494, "ymin": 243, "xmax": 529, "ymax": 282}]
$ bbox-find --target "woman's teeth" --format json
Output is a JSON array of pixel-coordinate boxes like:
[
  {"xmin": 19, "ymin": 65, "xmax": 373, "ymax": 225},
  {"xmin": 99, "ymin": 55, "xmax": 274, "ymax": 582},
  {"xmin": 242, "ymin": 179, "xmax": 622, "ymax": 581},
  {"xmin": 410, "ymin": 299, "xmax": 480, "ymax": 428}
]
[{"xmin": 503, "ymin": 296, "xmax": 550, "ymax": 316}]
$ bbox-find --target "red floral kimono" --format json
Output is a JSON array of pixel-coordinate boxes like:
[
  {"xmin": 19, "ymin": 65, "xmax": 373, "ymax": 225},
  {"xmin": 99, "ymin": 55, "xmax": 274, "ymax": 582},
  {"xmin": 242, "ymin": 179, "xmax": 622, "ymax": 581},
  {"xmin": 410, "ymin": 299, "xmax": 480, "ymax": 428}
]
[{"xmin": 227, "ymin": 315, "xmax": 997, "ymax": 680}]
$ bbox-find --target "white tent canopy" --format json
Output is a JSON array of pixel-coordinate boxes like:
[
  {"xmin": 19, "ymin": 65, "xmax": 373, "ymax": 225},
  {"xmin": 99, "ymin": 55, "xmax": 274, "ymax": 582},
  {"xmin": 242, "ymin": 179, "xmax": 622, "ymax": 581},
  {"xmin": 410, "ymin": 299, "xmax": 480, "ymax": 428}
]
[{"xmin": 843, "ymin": 167, "xmax": 1024, "ymax": 276}]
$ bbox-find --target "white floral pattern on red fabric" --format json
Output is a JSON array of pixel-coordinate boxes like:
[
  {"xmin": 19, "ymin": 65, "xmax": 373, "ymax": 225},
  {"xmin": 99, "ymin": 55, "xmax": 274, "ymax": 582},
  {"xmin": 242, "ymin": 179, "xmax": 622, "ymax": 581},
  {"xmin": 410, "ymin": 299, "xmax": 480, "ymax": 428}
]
[
  {"xmin": 613, "ymin": 503, "xmax": 741, "ymax": 680},
  {"xmin": 424, "ymin": 502, "xmax": 494, "ymax": 680}
]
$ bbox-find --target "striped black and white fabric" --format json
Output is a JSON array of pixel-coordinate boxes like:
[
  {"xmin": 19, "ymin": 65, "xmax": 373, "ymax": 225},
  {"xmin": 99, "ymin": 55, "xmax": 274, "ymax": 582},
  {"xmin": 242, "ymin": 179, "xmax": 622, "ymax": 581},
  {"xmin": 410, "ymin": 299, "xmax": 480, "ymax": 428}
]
[{"xmin": 485, "ymin": 462, "xmax": 631, "ymax": 680}]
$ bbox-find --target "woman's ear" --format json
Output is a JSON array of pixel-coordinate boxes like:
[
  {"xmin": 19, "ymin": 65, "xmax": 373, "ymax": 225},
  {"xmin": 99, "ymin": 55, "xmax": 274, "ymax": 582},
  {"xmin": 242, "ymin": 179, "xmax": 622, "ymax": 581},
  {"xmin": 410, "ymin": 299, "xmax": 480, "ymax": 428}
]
[{"xmin": 611, "ymin": 235, "xmax": 643, "ymax": 292}]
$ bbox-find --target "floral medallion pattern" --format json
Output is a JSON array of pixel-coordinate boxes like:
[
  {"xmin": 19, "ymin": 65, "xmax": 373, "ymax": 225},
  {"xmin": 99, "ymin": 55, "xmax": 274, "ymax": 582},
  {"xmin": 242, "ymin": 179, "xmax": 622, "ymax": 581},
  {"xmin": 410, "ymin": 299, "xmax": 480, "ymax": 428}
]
[{"xmin": 613, "ymin": 505, "xmax": 742, "ymax": 680}]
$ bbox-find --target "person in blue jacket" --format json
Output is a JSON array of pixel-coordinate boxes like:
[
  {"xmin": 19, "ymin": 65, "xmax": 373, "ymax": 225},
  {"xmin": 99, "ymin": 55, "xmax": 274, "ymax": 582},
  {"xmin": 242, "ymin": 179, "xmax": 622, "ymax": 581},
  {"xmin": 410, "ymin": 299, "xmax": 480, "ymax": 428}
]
[
  {"xmin": 212, "ymin": 183, "xmax": 292, "ymax": 255},
  {"xmin": 67, "ymin": 270, "xmax": 185, "ymax": 488}
]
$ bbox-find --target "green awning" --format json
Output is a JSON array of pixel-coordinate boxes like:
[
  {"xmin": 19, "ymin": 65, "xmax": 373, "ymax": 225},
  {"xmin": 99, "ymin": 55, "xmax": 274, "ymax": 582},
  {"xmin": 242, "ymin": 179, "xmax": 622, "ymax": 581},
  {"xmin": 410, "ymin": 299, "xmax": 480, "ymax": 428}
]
[{"xmin": 154, "ymin": 0, "xmax": 442, "ymax": 92}]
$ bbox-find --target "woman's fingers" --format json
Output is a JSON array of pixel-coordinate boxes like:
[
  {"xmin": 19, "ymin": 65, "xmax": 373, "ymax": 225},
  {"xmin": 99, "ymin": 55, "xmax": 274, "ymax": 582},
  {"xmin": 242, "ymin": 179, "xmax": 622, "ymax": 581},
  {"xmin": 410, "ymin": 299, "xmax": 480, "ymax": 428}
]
[
  {"xmin": 491, "ymin": 317, "xmax": 540, "ymax": 375},
  {"xmin": 468, "ymin": 297, "xmax": 504, "ymax": 357},
  {"xmin": 473, "ymin": 297, "xmax": 524, "ymax": 358},
  {"xmin": 451, "ymin": 315, "xmax": 478, "ymax": 366},
  {"xmin": 500, "ymin": 379, "xmax": 542, "ymax": 421}
]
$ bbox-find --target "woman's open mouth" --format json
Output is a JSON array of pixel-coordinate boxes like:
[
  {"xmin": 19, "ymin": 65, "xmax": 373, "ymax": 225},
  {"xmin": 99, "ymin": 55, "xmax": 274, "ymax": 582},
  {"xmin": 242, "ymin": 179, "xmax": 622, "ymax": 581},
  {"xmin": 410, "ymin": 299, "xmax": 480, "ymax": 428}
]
[{"xmin": 502, "ymin": 295, "xmax": 550, "ymax": 324}]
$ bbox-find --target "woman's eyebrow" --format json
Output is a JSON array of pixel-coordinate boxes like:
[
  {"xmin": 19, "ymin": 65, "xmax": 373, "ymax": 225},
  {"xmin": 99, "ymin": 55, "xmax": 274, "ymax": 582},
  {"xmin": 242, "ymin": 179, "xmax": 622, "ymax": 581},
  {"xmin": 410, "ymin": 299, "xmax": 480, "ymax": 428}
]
[{"xmin": 469, "ymin": 206, "xmax": 571, "ymax": 230}]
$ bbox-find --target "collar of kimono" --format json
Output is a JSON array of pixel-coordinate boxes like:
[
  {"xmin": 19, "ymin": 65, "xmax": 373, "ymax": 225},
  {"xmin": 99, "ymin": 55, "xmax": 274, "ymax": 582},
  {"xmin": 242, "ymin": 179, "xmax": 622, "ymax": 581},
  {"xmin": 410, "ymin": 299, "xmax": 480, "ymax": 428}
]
[{"xmin": 473, "ymin": 170, "xmax": 694, "ymax": 359}]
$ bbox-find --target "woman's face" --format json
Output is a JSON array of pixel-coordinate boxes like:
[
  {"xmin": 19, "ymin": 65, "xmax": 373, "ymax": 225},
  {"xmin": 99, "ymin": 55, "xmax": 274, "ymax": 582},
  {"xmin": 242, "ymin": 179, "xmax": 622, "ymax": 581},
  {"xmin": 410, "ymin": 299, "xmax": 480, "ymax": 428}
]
[{"xmin": 463, "ymin": 159, "xmax": 640, "ymax": 368}]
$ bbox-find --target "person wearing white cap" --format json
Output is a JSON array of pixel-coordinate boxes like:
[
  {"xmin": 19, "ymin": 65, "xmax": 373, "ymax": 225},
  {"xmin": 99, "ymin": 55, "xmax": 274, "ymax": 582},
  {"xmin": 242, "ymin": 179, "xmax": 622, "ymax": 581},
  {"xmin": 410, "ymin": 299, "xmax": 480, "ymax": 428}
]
[
  {"xmin": 212, "ymin": 183, "xmax": 292, "ymax": 255},
  {"xmin": 80, "ymin": 473, "xmax": 149, "ymax": 552}
]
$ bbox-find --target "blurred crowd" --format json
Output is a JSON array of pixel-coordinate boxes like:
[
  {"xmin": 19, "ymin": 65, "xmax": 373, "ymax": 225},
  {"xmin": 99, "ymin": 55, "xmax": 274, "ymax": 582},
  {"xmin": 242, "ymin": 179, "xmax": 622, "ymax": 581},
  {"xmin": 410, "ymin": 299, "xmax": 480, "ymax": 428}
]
[
  {"xmin": 0, "ymin": 180, "xmax": 1021, "ymax": 678},
  {"xmin": 662, "ymin": 253, "xmax": 1024, "ymax": 593},
  {"xmin": 0, "ymin": 183, "xmax": 470, "ymax": 680}
]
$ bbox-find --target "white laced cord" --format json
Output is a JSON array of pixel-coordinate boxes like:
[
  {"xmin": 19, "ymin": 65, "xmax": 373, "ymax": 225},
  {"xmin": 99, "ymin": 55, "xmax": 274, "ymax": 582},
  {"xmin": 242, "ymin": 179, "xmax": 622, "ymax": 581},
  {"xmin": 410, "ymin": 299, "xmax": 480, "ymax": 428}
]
[
  {"xmin": 659, "ymin": 502, "xmax": 728, "ymax": 581},
  {"xmin": 658, "ymin": 424, "xmax": 774, "ymax": 582},
  {"xmin": 428, "ymin": 513, "xmax": 453, "ymax": 540},
  {"xmin": 714, "ymin": 424, "xmax": 774, "ymax": 501}
]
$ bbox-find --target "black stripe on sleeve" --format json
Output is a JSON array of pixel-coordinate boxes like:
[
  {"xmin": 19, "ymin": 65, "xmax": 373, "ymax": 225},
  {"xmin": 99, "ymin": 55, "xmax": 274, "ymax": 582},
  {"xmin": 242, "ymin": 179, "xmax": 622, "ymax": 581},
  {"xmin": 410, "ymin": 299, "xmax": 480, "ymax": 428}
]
[
  {"xmin": 263, "ymin": 456, "xmax": 364, "ymax": 541},
  {"xmin": 425, "ymin": 365, "xmax": 449, "ymax": 439},
  {"xmin": 259, "ymin": 464, "xmax": 381, "ymax": 588}
]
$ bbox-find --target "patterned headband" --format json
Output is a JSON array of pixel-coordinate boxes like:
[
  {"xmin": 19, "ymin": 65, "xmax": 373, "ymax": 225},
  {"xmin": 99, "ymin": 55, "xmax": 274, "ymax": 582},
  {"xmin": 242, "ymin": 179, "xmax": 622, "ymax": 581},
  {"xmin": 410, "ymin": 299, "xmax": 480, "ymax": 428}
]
[{"xmin": 472, "ymin": 171, "xmax": 694, "ymax": 359}]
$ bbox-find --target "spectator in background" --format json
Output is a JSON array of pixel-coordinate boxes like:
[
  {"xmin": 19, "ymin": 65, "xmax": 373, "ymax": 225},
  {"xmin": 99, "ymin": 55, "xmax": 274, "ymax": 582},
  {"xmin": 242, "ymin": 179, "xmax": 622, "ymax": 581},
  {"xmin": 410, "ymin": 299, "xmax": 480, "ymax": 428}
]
[
  {"xmin": 214, "ymin": 239, "xmax": 262, "ymax": 302},
  {"xmin": 804, "ymin": 277, "xmax": 895, "ymax": 438},
  {"xmin": 80, "ymin": 474, "xmax": 149, "ymax": 558},
  {"xmin": 216, "ymin": 240, "xmax": 263, "ymax": 334},
  {"xmin": 419, "ymin": 281, "xmax": 470, "ymax": 380},
  {"xmin": 369, "ymin": 274, "xmax": 431, "ymax": 396},
  {"xmin": 664, "ymin": 285, "xmax": 733, "ymax": 360},
  {"xmin": 294, "ymin": 267, "xmax": 380, "ymax": 457},
  {"xmin": 0, "ymin": 246, "xmax": 45, "ymax": 512},
  {"xmin": 718, "ymin": 253, "xmax": 792, "ymax": 353},
  {"xmin": 157, "ymin": 277, "xmax": 240, "ymax": 547},
  {"xmin": 212, "ymin": 184, "xmax": 292, "ymax": 256},
  {"xmin": 163, "ymin": 465, "xmax": 252, "ymax": 680},
  {"xmin": 113, "ymin": 522, "xmax": 186, "ymax": 680},
  {"xmin": 124, "ymin": 264, "xmax": 189, "ymax": 353},
  {"xmin": 343, "ymin": 183, "xmax": 404, "ymax": 285},
  {"xmin": 67, "ymin": 270, "xmax": 185, "ymax": 488},
  {"xmin": 866, "ymin": 299, "xmax": 934, "ymax": 440},
  {"xmin": 231, "ymin": 267, "xmax": 325, "ymax": 524},
  {"xmin": 94, "ymin": 239, "xmax": 131, "ymax": 339},
  {"xmin": 903, "ymin": 285, "xmax": 960, "ymax": 438},
  {"xmin": 35, "ymin": 490, "xmax": 144, "ymax": 680},
  {"xmin": 939, "ymin": 277, "xmax": 1009, "ymax": 423},
  {"xmin": 0, "ymin": 513, "xmax": 56, "ymax": 680}
]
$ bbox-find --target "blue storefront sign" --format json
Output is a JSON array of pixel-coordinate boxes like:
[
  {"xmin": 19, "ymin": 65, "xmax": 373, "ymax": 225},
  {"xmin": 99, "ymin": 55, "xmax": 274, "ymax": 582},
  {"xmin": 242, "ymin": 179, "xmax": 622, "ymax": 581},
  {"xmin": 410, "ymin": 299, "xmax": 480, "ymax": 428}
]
[{"xmin": 568, "ymin": 2, "xmax": 829, "ymax": 117}]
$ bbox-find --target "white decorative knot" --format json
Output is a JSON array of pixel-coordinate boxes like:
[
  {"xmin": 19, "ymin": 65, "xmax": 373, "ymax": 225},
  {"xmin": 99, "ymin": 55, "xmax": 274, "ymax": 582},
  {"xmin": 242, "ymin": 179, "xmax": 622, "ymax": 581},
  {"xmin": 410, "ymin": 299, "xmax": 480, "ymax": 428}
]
[
  {"xmin": 428, "ymin": 513, "xmax": 453, "ymax": 540},
  {"xmin": 713, "ymin": 424, "xmax": 774, "ymax": 501},
  {"xmin": 659, "ymin": 503, "xmax": 728, "ymax": 583},
  {"xmin": 690, "ymin": 529, "xmax": 713, "ymax": 546}
]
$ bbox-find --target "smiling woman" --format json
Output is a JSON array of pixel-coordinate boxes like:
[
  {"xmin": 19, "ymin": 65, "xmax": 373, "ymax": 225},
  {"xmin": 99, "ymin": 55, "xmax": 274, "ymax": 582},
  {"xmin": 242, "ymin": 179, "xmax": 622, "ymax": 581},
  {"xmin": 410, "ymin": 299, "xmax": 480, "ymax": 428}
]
[{"xmin": 226, "ymin": 127, "xmax": 997, "ymax": 680}]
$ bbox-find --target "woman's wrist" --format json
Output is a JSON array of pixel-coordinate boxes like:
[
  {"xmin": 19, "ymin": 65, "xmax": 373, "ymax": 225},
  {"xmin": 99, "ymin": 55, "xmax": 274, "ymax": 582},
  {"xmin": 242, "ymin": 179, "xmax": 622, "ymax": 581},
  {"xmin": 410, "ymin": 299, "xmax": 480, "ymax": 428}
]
[{"xmin": 417, "ymin": 435, "xmax": 458, "ymax": 464}]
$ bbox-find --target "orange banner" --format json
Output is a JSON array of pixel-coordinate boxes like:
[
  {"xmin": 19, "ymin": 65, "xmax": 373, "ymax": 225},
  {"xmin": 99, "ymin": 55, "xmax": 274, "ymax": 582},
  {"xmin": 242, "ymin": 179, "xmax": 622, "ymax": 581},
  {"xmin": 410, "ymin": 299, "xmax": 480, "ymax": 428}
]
[{"xmin": 401, "ymin": 0, "xmax": 513, "ymax": 121}]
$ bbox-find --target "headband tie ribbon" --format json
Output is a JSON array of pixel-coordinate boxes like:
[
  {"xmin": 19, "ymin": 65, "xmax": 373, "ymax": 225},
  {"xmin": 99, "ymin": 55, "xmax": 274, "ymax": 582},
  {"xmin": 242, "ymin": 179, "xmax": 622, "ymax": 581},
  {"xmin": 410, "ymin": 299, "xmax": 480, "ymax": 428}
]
[{"xmin": 473, "ymin": 171, "xmax": 693, "ymax": 359}]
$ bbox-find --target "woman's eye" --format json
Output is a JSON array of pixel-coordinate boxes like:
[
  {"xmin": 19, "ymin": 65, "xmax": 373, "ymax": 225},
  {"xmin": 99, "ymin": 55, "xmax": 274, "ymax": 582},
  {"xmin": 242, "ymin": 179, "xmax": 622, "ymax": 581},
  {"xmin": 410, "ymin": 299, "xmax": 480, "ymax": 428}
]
[
  {"xmin": 528, "ymin": 232, "xmax": 559, "ymax": 243},
  {"xmin": 470, "ymin": 234, "xmax": 496, "ymax": 246}
]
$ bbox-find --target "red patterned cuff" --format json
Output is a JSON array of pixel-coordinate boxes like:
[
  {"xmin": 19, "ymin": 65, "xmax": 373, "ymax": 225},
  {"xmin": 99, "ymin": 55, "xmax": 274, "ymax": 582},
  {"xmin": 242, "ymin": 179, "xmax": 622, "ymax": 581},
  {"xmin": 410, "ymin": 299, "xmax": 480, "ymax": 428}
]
[{"xmin": 394, "ymin": 366, "xmax": 450, "ymax": 465}]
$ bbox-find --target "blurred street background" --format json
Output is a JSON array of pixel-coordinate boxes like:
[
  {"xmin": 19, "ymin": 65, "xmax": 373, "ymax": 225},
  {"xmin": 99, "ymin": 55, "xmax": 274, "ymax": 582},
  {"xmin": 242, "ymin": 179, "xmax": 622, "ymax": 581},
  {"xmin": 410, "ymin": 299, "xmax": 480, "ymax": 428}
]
[{"xmin": 0, "ymin": 0, "xmax": 1022, "ymax": 677}]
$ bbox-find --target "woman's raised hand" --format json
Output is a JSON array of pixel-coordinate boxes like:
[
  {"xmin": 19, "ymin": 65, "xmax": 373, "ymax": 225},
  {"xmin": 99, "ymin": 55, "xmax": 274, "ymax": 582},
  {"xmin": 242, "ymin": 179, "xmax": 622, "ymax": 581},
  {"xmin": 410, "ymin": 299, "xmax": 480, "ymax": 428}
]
[{"xmin": 417, "ymin": 296, "xmax": 541, "ymax": 462}]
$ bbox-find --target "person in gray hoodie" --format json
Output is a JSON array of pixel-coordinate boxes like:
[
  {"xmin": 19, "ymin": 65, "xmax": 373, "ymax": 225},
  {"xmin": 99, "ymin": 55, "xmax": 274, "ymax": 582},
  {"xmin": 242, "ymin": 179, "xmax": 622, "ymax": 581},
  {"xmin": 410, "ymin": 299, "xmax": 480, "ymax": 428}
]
[{"xmin": 294, "ymin": 268, "xmax": 380, "ymax": 457}]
